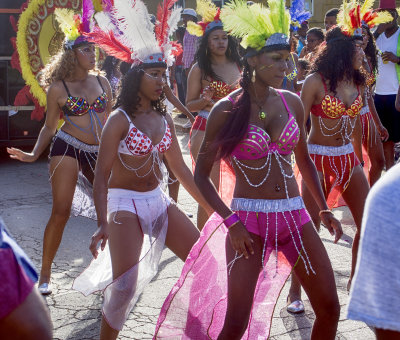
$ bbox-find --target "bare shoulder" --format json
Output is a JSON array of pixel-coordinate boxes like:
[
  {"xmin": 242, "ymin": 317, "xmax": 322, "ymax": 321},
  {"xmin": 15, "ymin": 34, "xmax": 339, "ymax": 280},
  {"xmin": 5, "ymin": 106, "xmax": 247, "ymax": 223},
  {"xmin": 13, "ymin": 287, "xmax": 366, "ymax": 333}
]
[
  {"xmin": 47, "ymin": 81, "xmax": 65, "ymax": 96},
  {"xmin": 164, "ymin": 112, "xmax": 174, "ymax": 127},
  {"xmin": 304, "ymin": 72, "xmax": 322, "ymax": 87},
  {"xmin": 277, "ymin": 89, "xmax": 302, "ymax": 106},
  {"xmin": 208, "ymin": 89, "xmax": 243, "ymax": 126}
]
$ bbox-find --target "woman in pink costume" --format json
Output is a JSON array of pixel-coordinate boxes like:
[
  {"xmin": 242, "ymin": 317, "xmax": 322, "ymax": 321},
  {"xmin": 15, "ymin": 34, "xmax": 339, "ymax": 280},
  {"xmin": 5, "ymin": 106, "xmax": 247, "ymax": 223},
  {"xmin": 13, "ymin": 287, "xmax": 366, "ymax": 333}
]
[
  {"xmin": 186, "ymin": 0, "xmax": 242, "ymax": 229},
  {"xmin": 155, "ymin": 1, "xmax": 342, "ymax": 339}
]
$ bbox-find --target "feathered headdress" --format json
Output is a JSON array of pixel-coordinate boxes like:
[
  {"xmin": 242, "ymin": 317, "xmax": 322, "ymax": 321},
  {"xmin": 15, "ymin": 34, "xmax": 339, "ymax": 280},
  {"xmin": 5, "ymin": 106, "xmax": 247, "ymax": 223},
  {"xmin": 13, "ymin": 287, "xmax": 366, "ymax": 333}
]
[
  {"xmin": 54, "ymin": 0, "xmax": 95, "ymax": 49},
  {"xmin": 289, "ymin": 0, "xmax": 312, "ymax": 31},
  {"xmin": 187, "ymin": 0, "xmax": 223, "ymax": 37},
  {"xmin": 87, "ymin": 0, "xmax": 182, "ymax": 67},
  {"xmin": 337, "ymin": 0, "xmax": 392, "ymax": 38},
  {"xmin": 221, "ymin": 0, "xmax": 290, "ymax": 56}
]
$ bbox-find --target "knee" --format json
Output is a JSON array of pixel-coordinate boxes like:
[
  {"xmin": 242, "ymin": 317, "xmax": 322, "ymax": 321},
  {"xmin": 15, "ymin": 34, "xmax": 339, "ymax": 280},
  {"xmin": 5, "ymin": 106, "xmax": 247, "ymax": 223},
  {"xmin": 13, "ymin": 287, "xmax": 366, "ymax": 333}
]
[{"xmin": 50, "ymin": 205, "xmax": 71, "ymax": 223}]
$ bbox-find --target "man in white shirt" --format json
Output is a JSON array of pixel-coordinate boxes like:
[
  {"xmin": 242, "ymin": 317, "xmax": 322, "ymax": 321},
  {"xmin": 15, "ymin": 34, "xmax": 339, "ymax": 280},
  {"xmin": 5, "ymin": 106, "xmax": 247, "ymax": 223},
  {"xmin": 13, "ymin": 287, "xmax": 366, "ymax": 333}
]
[{"xmin": 374, "ymin": 0, "xmax": 400, "ymax": 170}]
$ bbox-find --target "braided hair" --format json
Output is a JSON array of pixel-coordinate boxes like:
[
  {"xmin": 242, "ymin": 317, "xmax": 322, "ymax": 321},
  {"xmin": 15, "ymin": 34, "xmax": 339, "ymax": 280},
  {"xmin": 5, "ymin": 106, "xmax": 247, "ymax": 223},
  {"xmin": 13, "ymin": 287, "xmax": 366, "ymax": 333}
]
[{"xmin": 213, "ymin": 59, "xmax": 252, "ymax": 160}]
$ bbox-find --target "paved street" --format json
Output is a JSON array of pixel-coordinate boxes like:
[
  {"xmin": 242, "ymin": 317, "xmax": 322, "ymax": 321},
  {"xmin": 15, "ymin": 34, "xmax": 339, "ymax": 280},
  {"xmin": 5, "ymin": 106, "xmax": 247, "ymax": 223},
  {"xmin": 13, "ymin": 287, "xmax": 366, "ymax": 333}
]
[{"xmin": 0, "ymin": 128, "xmax": 374, "ymax": 340}]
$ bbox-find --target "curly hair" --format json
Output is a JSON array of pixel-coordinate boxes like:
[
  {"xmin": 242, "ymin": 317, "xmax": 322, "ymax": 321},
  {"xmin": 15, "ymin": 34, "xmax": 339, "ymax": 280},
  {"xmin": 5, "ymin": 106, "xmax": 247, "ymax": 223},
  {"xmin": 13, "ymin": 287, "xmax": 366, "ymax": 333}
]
[
  {"xmin": 213, "ymin": 59, "xmax": 252, "ymax": 160},
  {"xmin": 113, "ymin": 65, "xmax": 167, "ymax": 120},
  {"xmin": 40, "ymin": 45, "xmax": 102, "ymax": 89},
  {"xmin": 363, "ymin": 26, "xmax": 378, "ymax": 74},
  {"xmin": 307, "ymin": 27, "xmax": 325, "ymax": 41},
  {"xmin": 196, "ymin": 28, "xmax": 242, "ymax": 81},
  {"xmin": 311, "ymin": 26, "xmax": 365, "ymax": 94}
]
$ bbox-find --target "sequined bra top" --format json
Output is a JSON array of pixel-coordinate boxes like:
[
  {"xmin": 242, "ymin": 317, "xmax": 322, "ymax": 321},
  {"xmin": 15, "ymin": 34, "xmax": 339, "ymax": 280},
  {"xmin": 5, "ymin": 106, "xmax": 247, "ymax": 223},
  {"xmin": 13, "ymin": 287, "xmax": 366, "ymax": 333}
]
[
  {"xmin": 61, "ymin": 76, "xmax": 108, "ymax": 116},
  {"xmin": 310, "ymin": 74, "xmax": 362, "ymax": 119},
  {"xmin": 231, "ymin": 91, "xmax": 300, "ymax": 160},
  {"xmin": 118, "ymin": 109, "xmax": 172, "ymax": 157}
]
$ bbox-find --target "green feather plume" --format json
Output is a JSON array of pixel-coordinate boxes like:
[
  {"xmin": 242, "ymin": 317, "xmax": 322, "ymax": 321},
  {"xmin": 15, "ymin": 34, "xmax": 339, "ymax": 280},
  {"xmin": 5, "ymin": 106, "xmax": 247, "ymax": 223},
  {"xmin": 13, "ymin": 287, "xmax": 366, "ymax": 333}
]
[{"xmin": 221, "ymin": 0, "xmax": 290, "ymax": 51}]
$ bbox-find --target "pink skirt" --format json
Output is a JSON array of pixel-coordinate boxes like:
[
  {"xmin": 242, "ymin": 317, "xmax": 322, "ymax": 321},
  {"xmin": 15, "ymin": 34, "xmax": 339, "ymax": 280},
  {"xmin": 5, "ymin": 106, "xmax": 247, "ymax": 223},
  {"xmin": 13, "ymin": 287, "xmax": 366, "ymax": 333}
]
[{"xmin": 154, "ymin": 197, "xmax": 312, "ymax": 339}]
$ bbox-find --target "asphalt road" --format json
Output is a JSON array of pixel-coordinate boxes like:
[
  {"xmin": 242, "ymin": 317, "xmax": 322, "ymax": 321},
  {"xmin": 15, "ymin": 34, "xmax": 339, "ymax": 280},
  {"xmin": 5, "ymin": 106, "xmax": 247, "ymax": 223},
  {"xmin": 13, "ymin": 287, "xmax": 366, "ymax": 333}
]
[{"xmin": 0, "ymin": 131, "xmax": 374, "ymax": 339}]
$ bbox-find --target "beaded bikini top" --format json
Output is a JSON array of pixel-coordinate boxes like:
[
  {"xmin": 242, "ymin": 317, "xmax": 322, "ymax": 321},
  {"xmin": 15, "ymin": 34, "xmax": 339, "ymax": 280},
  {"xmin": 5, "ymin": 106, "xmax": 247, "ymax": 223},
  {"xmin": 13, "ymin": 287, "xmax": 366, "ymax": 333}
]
[
  {"xmin": 118, "ymin": 109, "xmax": 172, "ymax": 157},
  {"xmin": 231, "ymin": 91, "xmax": 300, "ymax": 160},
  {"xmin": 61, "ymin": 76, "xmax": 107, "ymax": 116},
  {"xmin": 202, "ymin": 79, "xmax": 241, "ymax": 101},
  {"xmin": 311, "ymin": 74, "xmax": 362, "ymax": 119}
]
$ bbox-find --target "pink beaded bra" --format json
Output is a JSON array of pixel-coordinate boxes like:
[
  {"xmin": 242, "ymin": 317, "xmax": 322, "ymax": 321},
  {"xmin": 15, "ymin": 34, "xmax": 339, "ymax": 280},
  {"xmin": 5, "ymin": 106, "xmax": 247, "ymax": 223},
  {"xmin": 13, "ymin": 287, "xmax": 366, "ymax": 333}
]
[{"xmin": 231, "ymin": 91, "xmax": 300, "ymax": 160}]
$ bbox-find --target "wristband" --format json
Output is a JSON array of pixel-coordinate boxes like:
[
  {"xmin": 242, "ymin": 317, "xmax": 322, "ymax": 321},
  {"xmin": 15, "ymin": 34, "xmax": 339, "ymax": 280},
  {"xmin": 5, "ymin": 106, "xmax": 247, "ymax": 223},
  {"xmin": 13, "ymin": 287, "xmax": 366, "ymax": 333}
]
[
  {"xmin": 318, "ymin": 209, "xmax": 331, "ymax": 217},
  {"xmin": 224, "ymin": 213, "xmax": 240, "ymax": 229}
]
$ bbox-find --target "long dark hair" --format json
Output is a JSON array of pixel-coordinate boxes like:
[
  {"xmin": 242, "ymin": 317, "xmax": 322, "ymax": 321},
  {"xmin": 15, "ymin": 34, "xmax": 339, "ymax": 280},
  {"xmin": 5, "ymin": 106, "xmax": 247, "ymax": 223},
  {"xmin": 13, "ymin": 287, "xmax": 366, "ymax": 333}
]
[
  {"xmin": 195, "ymin": 28, "xmax": 242, "ymax": 81},
  {"xmin": 311, "ymin": 26, "xmax": 365, "ymax": 94},
  {"xmin": 113, "ymin": 64, "xmax": 167, "ymax": 119},
  {"xmin": 212, "ymin": 59, "xmax": 252, "ymax": 160},
  {"xmin": 364, "ymin": 26, "xmax": 378, "ymax": 74}
]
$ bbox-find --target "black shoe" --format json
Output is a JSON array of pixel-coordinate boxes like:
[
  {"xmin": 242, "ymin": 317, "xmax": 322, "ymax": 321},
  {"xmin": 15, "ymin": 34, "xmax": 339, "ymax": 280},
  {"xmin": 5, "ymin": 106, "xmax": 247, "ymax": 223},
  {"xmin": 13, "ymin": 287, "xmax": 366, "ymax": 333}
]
[{"xmin": 178, "ymin": 113, "xmax": 187, "ymax": 118}]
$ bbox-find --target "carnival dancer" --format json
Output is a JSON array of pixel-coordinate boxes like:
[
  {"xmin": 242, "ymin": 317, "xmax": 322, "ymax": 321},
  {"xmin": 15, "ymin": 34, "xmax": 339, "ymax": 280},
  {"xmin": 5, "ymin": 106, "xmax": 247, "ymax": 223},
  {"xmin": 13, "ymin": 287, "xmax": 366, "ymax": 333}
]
[
  {"xmin": 186, "ymin": 0, "xmax": 242, "ymax": 229},
  {"xmin": 7, "ymin": 3, "xmax": 112, "ymax": 295},
  {"xmin": 299, "ymin": 1, "xmax": 390, "ymax": 294},
  {"xmin": 353, "ymin": 16, "xmax": 389, "ymax": 186},
  {"xmin": 71, "ymin": 1, "xmax": 213, "ymax": 339},
  {"xmin": 155, "ymin": 1, "xmax": 343, "ymax": 339},
  {"xmin": 282, "ymin": 0, "xmax": 311, "ymax": 93}
]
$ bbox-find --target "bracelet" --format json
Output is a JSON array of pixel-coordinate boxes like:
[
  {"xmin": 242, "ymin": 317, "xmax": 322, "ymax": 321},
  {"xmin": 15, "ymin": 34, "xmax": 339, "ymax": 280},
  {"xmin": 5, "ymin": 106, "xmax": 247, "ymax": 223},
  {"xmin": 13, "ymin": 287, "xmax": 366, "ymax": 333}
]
[
  {"xmin": 318, "ymin": 209, "xmax": 332, "ymax": 217},
  {"xmin": 224, "ymin": 213, "xmax": 240, "ymax": 229}
]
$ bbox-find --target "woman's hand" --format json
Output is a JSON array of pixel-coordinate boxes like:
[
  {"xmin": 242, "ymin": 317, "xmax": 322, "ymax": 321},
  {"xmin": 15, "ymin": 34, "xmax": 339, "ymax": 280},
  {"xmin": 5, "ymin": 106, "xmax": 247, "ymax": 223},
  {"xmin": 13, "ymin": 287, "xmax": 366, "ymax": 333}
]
[
  {"xmin": 320, "ymin": 211, "xmax": 343, "ymax": 244},
  {"xmin": 7, "ymin": 147, "xmax": 37, "ymax": 162},
  {"xmin": 89, "ymin": 224, "xmax": 109, "ymax": 259},
  {"xmin": 378, "ymin": 124, "xmax": 389, "ymax": 142},
  {"xmin": 228, "ymin": 222, "xmax": 254, "ymax": 259},
  {"xmin": 201, "ymin": 86, "xmax": 214, "ymax": 104}
]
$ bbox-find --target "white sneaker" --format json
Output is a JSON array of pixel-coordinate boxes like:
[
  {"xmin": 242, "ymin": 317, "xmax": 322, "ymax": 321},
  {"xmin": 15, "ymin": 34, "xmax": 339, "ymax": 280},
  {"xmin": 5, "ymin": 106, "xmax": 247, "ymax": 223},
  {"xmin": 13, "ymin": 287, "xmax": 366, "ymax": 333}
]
[
  {"xmin": 183, "ymin": 121, "xmax": 192, "ymax": 129},
  {"xmin": 38, "ymin": 283, "xmax": 53, "ymax": 295}
]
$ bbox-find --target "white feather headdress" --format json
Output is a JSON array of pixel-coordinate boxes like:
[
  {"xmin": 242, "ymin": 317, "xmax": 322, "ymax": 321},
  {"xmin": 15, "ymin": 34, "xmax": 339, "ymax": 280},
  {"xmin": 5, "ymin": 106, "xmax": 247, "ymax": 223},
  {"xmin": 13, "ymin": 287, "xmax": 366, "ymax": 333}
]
[{"xmin": 87, "ymin": 0, "xmax": 182, "ymax": 67}]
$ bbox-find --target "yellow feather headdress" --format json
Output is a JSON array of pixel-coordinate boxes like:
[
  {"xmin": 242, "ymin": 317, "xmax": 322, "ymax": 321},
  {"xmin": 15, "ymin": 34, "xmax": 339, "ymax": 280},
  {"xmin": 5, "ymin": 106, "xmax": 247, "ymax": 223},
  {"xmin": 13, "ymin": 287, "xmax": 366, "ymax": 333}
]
[
  {"xmin": 187, "ymin": 0, "xmax": 223, "ymax": 37},
  {"xmin": 337, "ymin": 0, "xmax": 392, "ymax": 38},
  {"xmin": 54, "ymin": 0, "xmax": 95, "ymax": 49},
  {"xmin": 221, "ymin": 0, "xmax": 290, "ymax": 54}
]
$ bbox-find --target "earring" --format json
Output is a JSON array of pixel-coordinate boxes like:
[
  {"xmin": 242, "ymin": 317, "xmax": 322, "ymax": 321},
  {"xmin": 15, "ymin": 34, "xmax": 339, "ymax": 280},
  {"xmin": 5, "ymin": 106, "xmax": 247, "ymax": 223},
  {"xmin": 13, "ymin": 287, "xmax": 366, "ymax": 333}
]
[{"xmin": 251, "ymin": 70, "xmax": 256, "ymax": 83}]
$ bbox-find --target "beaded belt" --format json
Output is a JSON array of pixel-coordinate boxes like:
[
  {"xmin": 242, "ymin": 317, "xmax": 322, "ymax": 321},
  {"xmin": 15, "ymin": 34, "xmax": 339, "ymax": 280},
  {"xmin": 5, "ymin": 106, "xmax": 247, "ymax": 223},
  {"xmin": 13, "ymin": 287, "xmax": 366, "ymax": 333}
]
[
  {"xmin": 55, "ymin": 130, "xmax": 99, "ymax": 153},
  {"xmin": 231, "ymin": 196, "xmax": 305, "ymax": 213},
  {"xmin": 307, "ymin": 143, "xmax": 354, "ymax": 156}
]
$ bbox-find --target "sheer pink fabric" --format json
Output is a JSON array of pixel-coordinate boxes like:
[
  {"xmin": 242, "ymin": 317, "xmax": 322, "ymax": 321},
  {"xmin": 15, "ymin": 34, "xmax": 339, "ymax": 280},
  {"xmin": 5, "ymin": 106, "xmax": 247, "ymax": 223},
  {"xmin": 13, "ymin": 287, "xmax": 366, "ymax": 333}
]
[{"xmin": 154, "ymin": 211, "xmax": 307, "ymax": 339}]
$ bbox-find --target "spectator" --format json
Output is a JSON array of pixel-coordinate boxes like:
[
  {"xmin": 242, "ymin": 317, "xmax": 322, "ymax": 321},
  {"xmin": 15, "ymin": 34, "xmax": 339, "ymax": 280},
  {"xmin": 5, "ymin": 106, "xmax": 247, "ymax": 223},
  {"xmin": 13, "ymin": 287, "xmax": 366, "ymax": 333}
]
[
  {"xmin": 347, "ymin": 162, "xmax": 400, "ymax": 339},
  {"xmin": 181, "ymin": 9, "xmax": 199, "ymax": 77},
  {"xmin": 324, "ymin": 8, "xmax": 339, "ymax": 31},
  {"xmin": 374, "ymin": 0, "xmax": 400, "ymax": 170},
  {"xmin": 0, "ymin": 218, "xmax": 52, "ymax": 339},
  {"xmin": 296, "ymin": 21, "xmax": 309, "ymax": 55}
]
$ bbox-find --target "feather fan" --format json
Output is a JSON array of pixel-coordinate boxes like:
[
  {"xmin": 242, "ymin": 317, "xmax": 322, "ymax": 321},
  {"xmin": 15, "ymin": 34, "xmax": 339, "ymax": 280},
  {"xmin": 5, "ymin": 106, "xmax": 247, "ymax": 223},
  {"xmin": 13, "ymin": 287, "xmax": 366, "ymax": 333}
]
[{"xmin": 155, "ymin": 0, "xmax": 178, "ymax": 46}]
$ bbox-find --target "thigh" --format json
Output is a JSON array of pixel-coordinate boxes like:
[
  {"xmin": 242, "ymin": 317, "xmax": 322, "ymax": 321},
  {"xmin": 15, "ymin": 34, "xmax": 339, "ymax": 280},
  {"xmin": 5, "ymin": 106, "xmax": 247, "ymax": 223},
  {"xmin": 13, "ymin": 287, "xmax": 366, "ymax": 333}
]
[
  {"xmin": 165, "ymin": 203, "xmax": 200, "ymax": 261},
  {"xmin": 80, "ymin": 151, "xmax": 97, "ymax": 185},
  {"xmin": 293, "ymin": 222, "xmax": 338, "ymax": 309},
  {"xmin": 189, "ymin": 129, "xmax": 205, "ymax": 162},
  {"xmin": 301, "ymin": 172, "xmax": 325, "ymax": 225},
  {"xmin": 341, "ymin": 166, "xmax": 369, "ymax": 228},
  {"xmin": 49, "ymin": 155, "xmax": 79, "ymax": 212},
  {"xmin": 225, "ymin": 233, "xmax": 263, "ymax": 316},
  {"xmin": 107, "ymin": 211, "xmax": 144, "ymax": 279}
]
